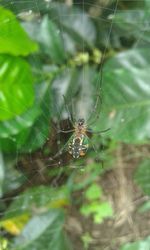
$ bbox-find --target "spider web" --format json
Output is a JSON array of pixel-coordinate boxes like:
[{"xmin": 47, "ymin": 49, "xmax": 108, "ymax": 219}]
[{"xmin": 0, "ymin": 0, "xmax": 149, "ymax": 249}]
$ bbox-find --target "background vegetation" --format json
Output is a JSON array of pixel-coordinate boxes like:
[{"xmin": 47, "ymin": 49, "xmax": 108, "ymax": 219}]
[{"xmin": 0, "ymin": 0, "xmax": 150, "ymax": 249}]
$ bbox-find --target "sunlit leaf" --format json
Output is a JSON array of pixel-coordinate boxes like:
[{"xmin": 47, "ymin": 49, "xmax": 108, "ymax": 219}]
[
  {"xmin": 0, "ymin": 55, "xmax": 35, "ymax": 121},
  {"xmin": 93, "ymin": 202, "xmax": 113, "ymax": 223},
  {"xmin": 1, "ymin": 214, "xmax": 29, "ymax": 236},
  {"xmin": 80, "ymin": 201, "xmax": 113, "ymax": 223},
  {"xmin": 0, "ymin": 81, "xmax": 52, "ymax": 152},
  {"xmin": 0, "ymin": 237, "xmax": 8, "ymax": 250},
  {"xmin": 0, "ymin": 6, "xmax": 38, "ymax": 55},
  {"xmin": 85, "ymin": 184, "xmax": 102, "ymax": 200}
]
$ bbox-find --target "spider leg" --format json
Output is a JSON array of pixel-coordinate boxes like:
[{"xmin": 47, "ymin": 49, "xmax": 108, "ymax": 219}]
[
  {"xmin": 57, "ymin": 129, "xmax": 75, "ymax": 134},
  {"xmin": 48, "ymin": 141, "xmax": 68, "ymax": 162},
  {"xmin": 48, "ymin": 134, "xmax": 74, "ymax": 163}
]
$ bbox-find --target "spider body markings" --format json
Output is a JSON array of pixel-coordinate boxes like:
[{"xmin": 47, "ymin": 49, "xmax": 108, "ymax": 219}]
[
  {"xmin": 68, "ymin": 118, "xmax": 89, "ymax": 158},
  {"xmin": 51, "ymin": 94, "xmax": 110, "ymax": 161},
  {"xmin": 59, "ymin": 118, "xmax": 110, "ymax": 159}
]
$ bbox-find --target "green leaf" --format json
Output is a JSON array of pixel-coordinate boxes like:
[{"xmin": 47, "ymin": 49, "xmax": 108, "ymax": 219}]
[
  {"xmin": 0, "ymin": 80, "xmax": 52, "ymax": 152},
  {"xmin": 96, "ymin": 49, "xmax": 150, "ymax": 143},
  {"xmin": 40, "ymin": 16, "xmax": 66, "ymax": 63},
  {"xmin": 145, "ymin": 0, "xmax": 150, "ymax": 8},
  {"xmin": 120, "ymin": 236, "xmax": 150, "ymax": 250},
  {"xmin": 69, "ymin": 163, "xmax": 104, "ymax": 192},
  {"xmin": 22, "ymin": 3, "xmax": 95, "ymax": 55},
  {"xmin": 0, "ymin": 105, "xmax": 40, "ymax": 152},
  {"xmin": 138, "ymin": 200, "xmax": 150, "ymax": 213},
  {"xmin": 80, "ymin": 201, "xmax": 113, "ymax": 223},
  {"xmin": 20, "ymin": 81, "xmax": 52, "ymax": 152},
  {"xmin": 85, "ymin": 184, "xmax": 102, "ymax": 200},
  {"xmin": 93, "ymin": 202, "xmax": 113, "ymax": 223},
  {"xmin": 134, "ymin": 159, "xmax": 150, "ymax": 196},
  {"xmin": 48, "ymin": 3, "xmax": 96, "ymax": 49},
  {"xmin": 0, "ymin": 6, "xmax": 38, "ymax": 55},
  {"xmin": 28, "ymin": 2, "xmax": 95, "ymax": 51},
  {"xmin": 2, "ymin": 156, "xmax": 26, "ymax": 194},
  {"xmin": 0, "ymin": 55, "xmax": 35, "ymax": 121},
  {"xmin": 114, "ymin": 9, "xmax": 150, "ymax": 43},
  {"xmin": 0, "ymin": 105, "xmax": 40, "ymax": 138},
  {"xmin": 2, "ymin": 186, "xmax": 69, "ymax": 220},
  {"xmin": 24, "ymin": 16, "xmax": 66, "ymax": 64},
  {"xmin": 13, "ymin": 210, "xmax": 72, "ymax": 250}
]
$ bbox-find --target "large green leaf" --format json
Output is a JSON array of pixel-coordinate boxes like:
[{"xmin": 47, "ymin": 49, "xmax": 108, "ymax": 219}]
[
  {"xmin": 0, "ymin": 6, "xmax": 38, "ymax": 55},
  {"xmin": 95, "ymin": 48, "xmax": 150, "ymax": 143},
  {"xmin": 134, "ymin": 159, "xmax": 150, "ymax": 196},
  {"xmin": 145, "ymin": 0, "xmax": 150, "ymax": 7},
  {"xmin": 0, "ymin": 105, "xmax": 40, "ymax": 138},
  {"xmin": 20, "ymin": 80, "xmax": 52, "ymax": 152},
  {"xmin": 47, "ymin": 3, "xmax": 96, "ymax": 49},
  {"xmin": 12, "ymin": 210, "xmax": 72, "ymax": 250},
  {"xmin": 22, "ymin": 16, "xmax": 66, "ymax": 64},
  {"xmin": 6, "ymin": 2, "xmax": 96, "ymax": 55},
  {"xmin": 2, "ymin": 186, "xmax": 69, "ymax": 220},
  {"xmin": 24, "ymin": 2, "xmax": 96, "ymax": 50},
  {"xmin": 120, "ymin": 236, "xmax": 150, "ymax": 250},
  {"xmin": 0, "ymin": 80, "xmax": 52, "ymax": 152},
  {"xmin": 114, "ymin": 8, "xmax": 150, "ymax": 43},
  {"xmin": 0, "ymin": 104, "xmax": 41, "ymax": 152},
  {"xmin": 39, "ymin": 16, "xmax": 66, "ymax": 63},
  {"xmin": 0, "ymin": 55, "xmax": 35, "ymax": 121}
]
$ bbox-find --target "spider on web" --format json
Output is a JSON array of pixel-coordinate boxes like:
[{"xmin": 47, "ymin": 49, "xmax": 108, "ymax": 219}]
[{"xmin": 49, "ymin": 93, "xmax": 110, "ymax": 162}]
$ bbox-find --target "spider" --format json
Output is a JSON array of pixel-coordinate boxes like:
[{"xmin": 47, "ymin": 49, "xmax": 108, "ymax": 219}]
[
  {"xmin": 58, "ymin": 117, "xmax": 110, "ymax": 159},
  {"xmin": 51, "ymin": 89, "xmax": 110, "ymax": 160}
]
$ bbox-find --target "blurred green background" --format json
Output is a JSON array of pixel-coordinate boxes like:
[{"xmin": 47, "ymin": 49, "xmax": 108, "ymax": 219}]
[{"xmin": 0, "ymin": 0, "xmax": 150, "ymax": 249}]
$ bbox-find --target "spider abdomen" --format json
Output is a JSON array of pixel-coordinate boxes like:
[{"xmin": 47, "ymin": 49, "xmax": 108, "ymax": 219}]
[{"xmin": 68, "ymin": 135, "xmax": 89, "ymax": 158}]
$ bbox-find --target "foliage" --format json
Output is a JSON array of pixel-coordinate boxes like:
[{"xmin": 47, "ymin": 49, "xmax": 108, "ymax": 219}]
[
  {"xmin": 80, "ymin": 183, "xmax": 113, "ymax": 223},
  {"xmin": 0, "ymin": 6, "xmax": 38, "ymax": 55},
  {"xmin": 0, "ymin": 237, "xmax": 8, "ymax": 250},
  {"xmin": 120, "ymin": 236, "xmax": 150, "ymax": 250},
  {"xmin": 134, "ymin": 159, "xmax": 150, "ymax": 196},
  {"xmin": 0, "ymin": 0, "xmax": 150, "ymax": 249},
  {"xmin": 138, "ymin": 200, "xmax": 150, "ymax": 213},
  {"xmin": 13, "ymin": 210, "xmax": 72, "ymax": 250}
]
